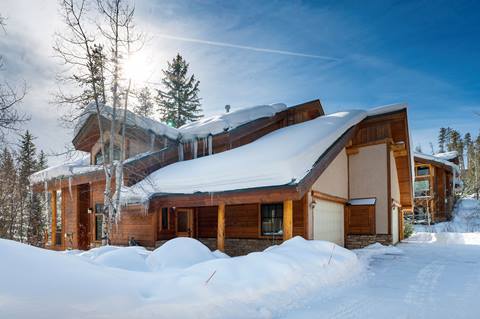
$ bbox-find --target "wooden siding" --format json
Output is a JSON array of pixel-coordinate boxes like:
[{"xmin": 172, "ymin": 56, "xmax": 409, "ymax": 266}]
[{"xmin": 346, "ymin": 205, "xmax": 376, "ymax": 235}]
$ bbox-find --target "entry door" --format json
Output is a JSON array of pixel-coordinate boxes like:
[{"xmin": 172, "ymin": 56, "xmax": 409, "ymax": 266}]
[
  {"xmin": 176, "ymin": 208, "xmax": 194, "ymax": 237},
  {"xmin": 78, "ymin": 184, "xmax": 91, "ymax": 250}
]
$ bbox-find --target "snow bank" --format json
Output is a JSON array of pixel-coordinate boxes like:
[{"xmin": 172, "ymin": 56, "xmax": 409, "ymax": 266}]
[
  {"xmin": 404, "ymin": 232, "xmax": 480, "ymax": 245},
  {"xmin": 414, "ymin": 198, "xmax": 480, "ymax": 233},
  {"xmin": 120, "ymin": 109, "xmax": 368, "ymax": 204},
  {"xmin": 0, "ymin": 237, "xmax": 360, "ymax": 319},
  {"xmin": 146, "ymin": 237, "xmax": 217, "ymax": 270},
  {"xmin": 178, "ymin": 103, "xmax": 287, "ymax": 138}
]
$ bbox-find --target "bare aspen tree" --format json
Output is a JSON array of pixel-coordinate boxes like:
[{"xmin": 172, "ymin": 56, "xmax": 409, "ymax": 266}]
[
  {"xmin": 0, "ymin": 14, "xmax": 28, "ymax": 142},
  {"xmin": 54, "ymin": 0, "xmax": 142, "ymax": 245}
]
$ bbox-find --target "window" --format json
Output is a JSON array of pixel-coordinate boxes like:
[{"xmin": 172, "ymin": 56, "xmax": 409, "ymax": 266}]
[
  {"xmin": 161, "ymin": 207, "xmax": 169, "ymax": 230},
  {"xmin": 94, "ymin": 144, "xmax": 121, "ymax": 165},
  {"xmin": 414, "ymin": 180, "xmax": 430, "ymax": 197},
  {"xmin": 416, "ymin": 165, "xmax": 430, "ymax": 176},
  {"xmin": 261, "ymin": 203, "xmax": 283, "ymax": 236},
  {"xmin": 55, "ymin": 190, "xmax": 62, "ymax": 245},
  {"xmin": 95, "ymin": 204, "xmax": 104, "ymax": 241}
]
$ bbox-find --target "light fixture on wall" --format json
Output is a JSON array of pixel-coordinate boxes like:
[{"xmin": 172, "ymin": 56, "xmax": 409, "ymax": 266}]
[{"xmin": 87, "ymin": 208, "xmax": 93, "ymax": 214}]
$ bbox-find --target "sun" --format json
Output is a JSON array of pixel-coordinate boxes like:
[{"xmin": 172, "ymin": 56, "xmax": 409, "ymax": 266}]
[{"xmin": 123, "ymin": 52, "xmax": 153, "ymax": 84}]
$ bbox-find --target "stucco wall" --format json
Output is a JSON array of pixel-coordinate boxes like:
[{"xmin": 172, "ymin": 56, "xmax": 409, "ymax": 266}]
[
  {"xmin": 312, "ymin": 149, "xmax": 348, "ymax": 199},
  {"xmin": 349, "ymin": 143, "xmax": 389, "ymax": 234}
]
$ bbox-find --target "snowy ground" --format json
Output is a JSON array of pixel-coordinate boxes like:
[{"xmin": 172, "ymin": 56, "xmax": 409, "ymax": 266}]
[
  {"xmin": 2, "ymin": 199, "xmax": 479, "ymax": 319},
  {"xmin": 283, "ymin": 198, "xmax": 480, "ymax": 319}
]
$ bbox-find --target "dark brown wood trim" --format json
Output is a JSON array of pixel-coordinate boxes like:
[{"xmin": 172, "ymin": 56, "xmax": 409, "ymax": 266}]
[{"xmin": 387, "ymin": 143, "xmax": 392, "ymax": 235}]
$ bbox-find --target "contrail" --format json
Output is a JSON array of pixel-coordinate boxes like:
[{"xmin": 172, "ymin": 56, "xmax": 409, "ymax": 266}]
[{"xmin": 155, "ymin": 34, "xmax": 338, "ymax": 61}]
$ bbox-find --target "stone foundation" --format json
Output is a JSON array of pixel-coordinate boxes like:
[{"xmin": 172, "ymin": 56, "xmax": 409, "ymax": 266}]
[
  {"xmin": 345, "ymin": 234, "xmax": 393, "ymax": 249},
  {"xmin": 199, "ymin": 238, "xmax": 283, "ymax": 256},
  {"xmin": 157, "ymin": 237, "xmax": 282, "ymax": 256}
]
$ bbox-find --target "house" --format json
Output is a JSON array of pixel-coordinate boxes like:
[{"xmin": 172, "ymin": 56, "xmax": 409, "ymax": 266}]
[
  {"xmin": 31, "ymin": 99, "xmax": 413, "ymax": 255},
  {"xmin": 413, "ymin": 151, "xmax": 461, "ymax": 223}
]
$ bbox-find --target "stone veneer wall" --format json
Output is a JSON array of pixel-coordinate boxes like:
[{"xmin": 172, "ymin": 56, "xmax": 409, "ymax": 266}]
[
  {"xmin": 157, "ymin": 238, "xmax": 282, "ymax": 256},
  {"xmin": 198, "ymin": 238, "xmax": 283, "ymax": 256},
  {"xmin": 345, "ymin": 234, "xmax": 393, "ymax": 249}
]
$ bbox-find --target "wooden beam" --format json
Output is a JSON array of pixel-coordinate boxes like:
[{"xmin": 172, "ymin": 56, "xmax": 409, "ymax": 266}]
[
  {"xmin": 51, "ymin": 190, "xmax": 57, "ymax": 247},
  {"xmin": 311, "ymin": 190, "xmax": 347, "ymax": 204},
  {"xmin": 283, "ymin": 200, "xmax": 293, "ymax": 241},
  {"xmin": 217, "ymin": 203, "xmax": 225, "ymax": 252}
]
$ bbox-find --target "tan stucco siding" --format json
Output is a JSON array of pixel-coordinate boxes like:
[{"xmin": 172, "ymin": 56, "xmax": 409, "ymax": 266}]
[
  {"xmin": 390, "ymin": 150, "xmax": 401, "ymax": 204},
  {"xmin": 349, "ymin": 143, "xmax": 389, "ymax": 234},
  {"xmin": 312, "ymin": 148, "xmax": 348, "ymax": 199}
]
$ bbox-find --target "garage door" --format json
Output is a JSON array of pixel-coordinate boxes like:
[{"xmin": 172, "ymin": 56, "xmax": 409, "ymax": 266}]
[{"xmin": 313, "ymin": 199, "xmax": 344, "ymax": 246}]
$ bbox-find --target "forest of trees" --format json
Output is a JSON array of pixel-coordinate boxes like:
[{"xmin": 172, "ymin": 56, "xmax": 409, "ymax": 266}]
[
  {"xmin": 0, "ymin": 132, "xmax": 47, "ymax": 246},
  {"xmin": 435, "ymin": 127, "xmax": 480, "ymax": 197}
]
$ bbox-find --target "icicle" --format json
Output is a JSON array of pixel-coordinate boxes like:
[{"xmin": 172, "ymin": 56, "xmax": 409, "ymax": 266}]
[
  {"xmin": 164, "ymin": 137, "xmax": 168, "ymax": 149},
  {"xmin": 143, "ymin": 200, "xmax": 150, "ymax": 215},
  {"xmin": 149, "ymin": 132, "xmax": 155, "ymax": 151},
  {"xmin": 68, "ymin": 176, "xmax": 73, "ymax": 199},
  {"xmin": 193, "ymin": 139, "xmax": 198, "ymax": 159},
  {"xmin": 178, "ymin": 143, "xmax": 184, "ymax": 161},
  {"xmin": 208, "ymin": 135, "xmax": 213, "ymax": 155},
  {"xmin": 203, "ymin": 137, "xmax": 207, "ymax": 156}
]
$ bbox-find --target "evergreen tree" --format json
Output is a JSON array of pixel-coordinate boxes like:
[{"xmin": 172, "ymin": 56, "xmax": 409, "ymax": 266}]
[
  {"xmin": 0, "ymin": 148, "xmax": 19, "ymax": 239},
  {"xmin": 157, "ymin": 54, "xmax": 202, "ymax": 127},
  {"xmin": 438, "ymin": 127, "xmax": 447, "ymax": 153},
  {"xmin": 17, "ymin": 131, "xmax": 38, "ymax": 243},
  {"xmin": 415, "ymin": 145, "xmax": 422, "ymax": 153},
  {"xmin": 134, "ymin": 87, "xmax": 155, "ymax": 118}
]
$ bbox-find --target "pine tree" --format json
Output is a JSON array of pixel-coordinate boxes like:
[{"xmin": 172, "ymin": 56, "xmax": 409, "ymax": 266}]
[
  {"xmin": 438, "ymin": 127, "xmax": 447, "ymax": 153},
  {"xmin": 134, "ymin": 87, "xmax": 155, "ymax": 118},
  {"xmin": 17, "ymin": 131, "xmax": 38, "ymax": 243},
  {"xmin": 157, "ymin": 54, "xmax": 202, "ymax": 127},
  {"xmin": 464, "ymin": 133, "xmax": 475, "ymax": 195}
]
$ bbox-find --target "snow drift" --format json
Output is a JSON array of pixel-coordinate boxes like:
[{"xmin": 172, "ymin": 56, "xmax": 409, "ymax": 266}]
[{"xmin": 0, "ymin": 237, "xmax": 359, "ymax": 319}]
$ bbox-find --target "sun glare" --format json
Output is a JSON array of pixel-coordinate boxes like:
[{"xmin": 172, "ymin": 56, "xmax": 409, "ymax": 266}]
[{"xmin": 124, "ymin": 52, "xmax": 152, "ymax": 84}]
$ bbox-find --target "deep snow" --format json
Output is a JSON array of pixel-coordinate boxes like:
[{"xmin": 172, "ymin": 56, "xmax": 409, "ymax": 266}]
[{"xmin": 0, "ymin": 237, "xmax": 362, "ymax": 319}]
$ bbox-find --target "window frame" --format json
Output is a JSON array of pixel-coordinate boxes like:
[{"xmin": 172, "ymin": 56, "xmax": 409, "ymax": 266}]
[
  {"xmin": 416, "ymin": 165, "xmax": 430, "ymax": 177},
  {"xmin": 260, "ymin": 203, "xmax": 284, "ymax": 236},
  {"xmin": 161, "ymin": 207, "xmax": 169, "ymax": 230},
  {"xmin": 94, "ymin": 203, "xmax": 104, "ymax": 242},
  {"xmin": 94, "ymin": 143, "xmax": 121, "ymax": 165}
]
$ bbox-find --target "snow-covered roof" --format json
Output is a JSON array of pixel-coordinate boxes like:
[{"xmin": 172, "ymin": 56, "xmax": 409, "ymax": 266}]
[
  {"xmin": 75, "ymin": 103, "xmax": 289, "ymax": 143},
  {"xmin": 30, "ymin": 155, "xmax": 101, "ymax": 185},
  {"xmin": 414, "ymin": 151, "xmax": 460, "ymax": 173},
  {"xmin": 365, "ymin": 103, "xmax": 407, "ymax": 117},
  {"xmin": 434, "ymin": 151, "xmax": 458, "ymax": 161},
  {"xmin": 74, "ymin": 103, "xmax": 181, "ymax": 141},
  {"xmin": 120, "ymin": 103, "xmax": 407, "ymax": 204},
  {"xmin": 348, "ymin": 198, "xmax": 376, "ymax": 206},
  {"xmin": 178, "ymin": 103, "xmax": 287, "ymax": 138}
]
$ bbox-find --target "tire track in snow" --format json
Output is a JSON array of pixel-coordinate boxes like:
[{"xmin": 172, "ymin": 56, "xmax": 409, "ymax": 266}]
[
  {"xmin": 403, "ymin": 260, "xmax": 444, "ymax": 318},
  {"xmin": 327, "ymin": 295, "xmax": 374, "ymax": 319}
]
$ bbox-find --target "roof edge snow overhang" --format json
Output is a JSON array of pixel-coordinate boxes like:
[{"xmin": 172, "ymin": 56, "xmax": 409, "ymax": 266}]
[
  {"xmin": 146, "ymin": 125, "xmax": 358, "ymax": 210},
  {"xmin": 414, "ymin": 155, "xmax": 455, "ymax": 173}
]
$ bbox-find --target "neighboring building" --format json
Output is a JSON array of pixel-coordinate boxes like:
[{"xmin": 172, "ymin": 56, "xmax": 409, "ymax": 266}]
[
  {"xmin": 31, "ymin": 100, "xmax": 413, "ymax": 255},
  {"xmin": 413, "ymin": 151, "xmax": 461, "ymax": 223}
]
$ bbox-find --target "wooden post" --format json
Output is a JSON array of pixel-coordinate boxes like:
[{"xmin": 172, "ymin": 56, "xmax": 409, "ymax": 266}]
[
  {"xmin": 217, "ymin": 203, "xmax": 225, "ymax": 252},
  {"xmin": 283, "ymin": 200, "xmax": 293, "ymax": 241},
  {"xmin": 51, "ymin": 190, "xmax": 57, "ymax": 247}
]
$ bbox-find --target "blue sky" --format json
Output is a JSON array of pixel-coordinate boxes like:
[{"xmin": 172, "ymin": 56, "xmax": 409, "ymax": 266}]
[{"xmin": 1, "ymin": 0, "xmax": 479, "ymax": 163}]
